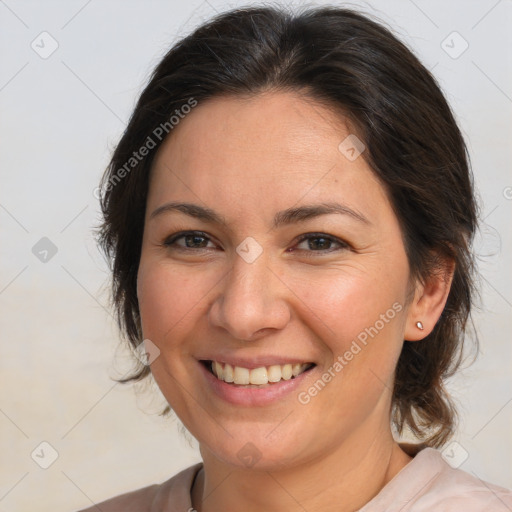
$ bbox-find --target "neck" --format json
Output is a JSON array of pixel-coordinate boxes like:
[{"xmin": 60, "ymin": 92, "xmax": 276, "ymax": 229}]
[{"xmin": 191, "ymin": 428, "xmax": 412, "ymax": 512}]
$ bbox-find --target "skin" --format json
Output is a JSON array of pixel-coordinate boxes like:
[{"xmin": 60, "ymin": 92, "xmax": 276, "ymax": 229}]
[{"xmin": 136, "ymin": 90, "xmax": 453, "ymax": 512}]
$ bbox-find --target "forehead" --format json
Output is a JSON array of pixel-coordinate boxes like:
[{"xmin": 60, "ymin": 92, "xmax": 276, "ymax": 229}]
[{"xmin": 148, "ymin": 91, "xmax": 389, "ymax": 223}]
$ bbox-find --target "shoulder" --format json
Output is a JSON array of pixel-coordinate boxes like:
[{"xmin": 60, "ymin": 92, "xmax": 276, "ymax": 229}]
[
  {"xmin": 76, "ymin": 482, "xmax": 159, "ymax": 512},
  {"xmin": 401, "ymin": 447, "xmax": 512, "ymax": 510},
  {"xmin": 75, "ymin": 463, "xmax": 202, "ymax": 512},
  {"xmin": 417, "ymin": 449, "xmax": 512, "ymax": 509},
  {"xmin": 361, "ymin": 446, "xmax": 512, "ymax": 511}
]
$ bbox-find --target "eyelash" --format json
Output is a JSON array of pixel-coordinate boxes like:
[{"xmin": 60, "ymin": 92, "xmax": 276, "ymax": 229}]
[{"xmin": 162, "ymin": 231, "xmax": 349, "ymax": 256}]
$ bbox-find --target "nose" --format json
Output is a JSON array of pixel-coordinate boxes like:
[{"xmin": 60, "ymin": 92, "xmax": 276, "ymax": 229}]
[{"xmin": 208, "ymin": 252, "xmax": 291, "ymax": 341}]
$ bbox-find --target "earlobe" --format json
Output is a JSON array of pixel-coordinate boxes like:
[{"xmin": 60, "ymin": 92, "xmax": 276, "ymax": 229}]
[{"xmin": 404, "ymin": 257, "xmax": 455, "ymax": 341}]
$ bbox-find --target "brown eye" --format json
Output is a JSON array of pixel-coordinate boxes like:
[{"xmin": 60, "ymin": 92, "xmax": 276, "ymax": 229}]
[
  {"xmin": 293, "ymin": 233, "xmax": 349, "ymax": 254},
  {"xmin": 164, "ymin": 231, "xmax": 215, "ymax": 250}
]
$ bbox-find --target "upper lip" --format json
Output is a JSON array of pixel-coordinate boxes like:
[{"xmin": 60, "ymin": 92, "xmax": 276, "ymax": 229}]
[{"xmin": 198, "ymin": 355, "xmax": 316, "ymax": 370}]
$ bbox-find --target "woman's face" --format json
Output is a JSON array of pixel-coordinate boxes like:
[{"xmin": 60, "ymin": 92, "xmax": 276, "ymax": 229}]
[{"xmin": 137, "ymin": 91, "xmax": 415, "ymax": 469}]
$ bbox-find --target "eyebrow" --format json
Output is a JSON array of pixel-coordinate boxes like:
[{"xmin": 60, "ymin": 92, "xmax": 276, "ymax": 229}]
[{"xmin": 149, "ymin": 201, "xmax": 370, "ymax": 228}]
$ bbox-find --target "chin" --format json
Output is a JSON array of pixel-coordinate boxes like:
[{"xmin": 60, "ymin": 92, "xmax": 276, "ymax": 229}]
[{"xmin": 196, "ymin": 423, "xmax": 319, "ymax": 473}]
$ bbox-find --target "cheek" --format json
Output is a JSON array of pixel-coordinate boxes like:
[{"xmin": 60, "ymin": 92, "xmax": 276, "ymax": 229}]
[
  {"xmin": 285, "ymin": 260, "xmax": 409, "ymax": 399},
  {"xmin": 287, "ymin": 263, "xmax": 408, "ymax": 343},
  {"xmin": 137, "ymin": 261, "xmax": 205, "ymax": 343}
]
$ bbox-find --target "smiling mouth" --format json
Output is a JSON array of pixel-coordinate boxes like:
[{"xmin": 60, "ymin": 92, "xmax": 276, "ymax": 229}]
[{"xmin": 201, "ymin": 360, "xmax": 316, "ymax": 386}]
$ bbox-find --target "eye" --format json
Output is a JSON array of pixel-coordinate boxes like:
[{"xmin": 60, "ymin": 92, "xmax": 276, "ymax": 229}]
[
  {"xmin": 292, "ymin": 233, "xmax": 349, "ymax": 255},
  {"xmin": 162, "ymin": 231, "xmax": 349, "ymax": 255},
  {"xmin": 163, "ymin": 231, "xmax": 217, "ymax": 251}
]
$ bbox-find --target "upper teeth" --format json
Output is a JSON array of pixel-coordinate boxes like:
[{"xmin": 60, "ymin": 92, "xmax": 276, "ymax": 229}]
[{"xmin": 211, "ymin": 361, "xmax": 311, "ymax": 385}]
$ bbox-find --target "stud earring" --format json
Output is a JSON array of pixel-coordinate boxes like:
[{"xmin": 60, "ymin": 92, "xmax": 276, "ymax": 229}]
[{"xmin": 416, "ymin": 321, "xmax": 424, "ymax": 330}]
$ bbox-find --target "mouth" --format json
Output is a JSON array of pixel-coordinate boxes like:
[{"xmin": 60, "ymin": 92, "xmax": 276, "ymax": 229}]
[{"xmin": 200, "ymin": 360, "xmax": 316, "ymax": 387}]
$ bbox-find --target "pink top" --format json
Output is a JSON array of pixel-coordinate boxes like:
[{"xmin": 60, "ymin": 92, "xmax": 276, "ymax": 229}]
[{"xmin": 78, "ymin": 446, "xmax": 512, "ymax": 511}]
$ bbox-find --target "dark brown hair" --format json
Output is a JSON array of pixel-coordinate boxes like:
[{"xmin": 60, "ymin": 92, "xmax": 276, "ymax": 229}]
[{"xmin": 96, "ymin": 5, "xmax": 478, "ymax": 448}]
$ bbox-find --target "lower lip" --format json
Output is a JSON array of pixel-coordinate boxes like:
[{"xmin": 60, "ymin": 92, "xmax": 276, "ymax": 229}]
[{"xmin": 198, "ymin": 361, "xmax": 315, "ymax": 407}]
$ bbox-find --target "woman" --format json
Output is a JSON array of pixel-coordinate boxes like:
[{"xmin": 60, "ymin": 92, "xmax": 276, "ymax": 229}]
[{"xmin": 83, "ymin": 5, "xmax": 512, "ymax": 511}]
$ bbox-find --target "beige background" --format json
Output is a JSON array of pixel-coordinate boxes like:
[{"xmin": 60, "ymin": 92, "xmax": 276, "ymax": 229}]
[{"xmin": 1, "ymin": 0, "xmax": 511, "ymax": 510}]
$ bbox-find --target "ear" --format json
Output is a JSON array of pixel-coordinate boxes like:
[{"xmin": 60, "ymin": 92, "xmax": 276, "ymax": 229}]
[{"xmin": 404, "ymin": 255, "xmax": 455, "ymax": 341}]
